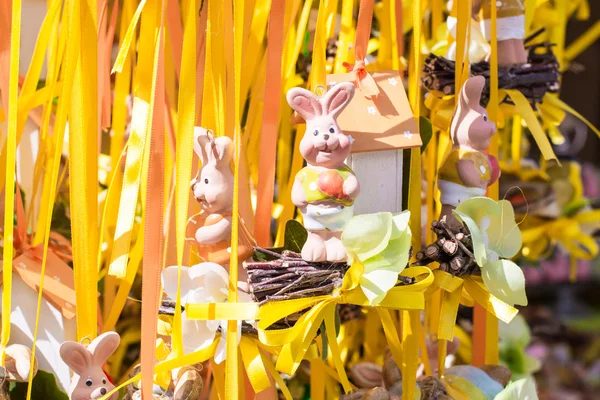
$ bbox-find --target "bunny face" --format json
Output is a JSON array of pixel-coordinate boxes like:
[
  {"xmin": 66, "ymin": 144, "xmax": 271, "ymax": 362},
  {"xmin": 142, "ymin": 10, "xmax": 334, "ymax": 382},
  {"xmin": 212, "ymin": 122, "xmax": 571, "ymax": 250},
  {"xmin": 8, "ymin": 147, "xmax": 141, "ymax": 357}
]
[
  {"xmin": 451, "ymin": 76, "xmax": 496, "ymax": 151},
  {"xmin": 191, "ymin": 127, "xmax": 235, "ymax": 214},
  {"xmin": 288, "ymin": 83, "xmax": 355, "ymax": 169},
  {"xmin": 60, "ymin": 332, "xmax": 120, "ymax": 400}
]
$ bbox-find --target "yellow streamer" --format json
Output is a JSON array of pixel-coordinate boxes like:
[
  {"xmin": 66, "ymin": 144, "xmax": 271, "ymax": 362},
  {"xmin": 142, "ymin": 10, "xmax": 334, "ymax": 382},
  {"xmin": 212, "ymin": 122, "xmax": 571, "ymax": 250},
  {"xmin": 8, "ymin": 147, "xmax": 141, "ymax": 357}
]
[{"xmin": 1, "ymin": 0, "xmax": 22, "ymax": 365}]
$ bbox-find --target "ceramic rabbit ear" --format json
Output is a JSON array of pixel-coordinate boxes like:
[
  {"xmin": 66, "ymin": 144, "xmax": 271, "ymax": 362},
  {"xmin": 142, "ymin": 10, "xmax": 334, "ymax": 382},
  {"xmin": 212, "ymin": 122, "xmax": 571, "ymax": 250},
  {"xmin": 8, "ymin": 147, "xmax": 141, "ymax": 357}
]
[
  {"xmin": 90, "ymin": 331, "xmax": 120, "ymax": 366},
  {"xmin": 59, "ymin": 341, "xmax": 92, "ymax": 376},
  {"xmin": 287, "ymin": 87, "xmax": 322, "ymax": 120},
  {"xmin": 212, "ymin": 136, "xmax": 234, "ymax": 166},
  {"xmin": 194, "ymin": 127, "xmax": 211, "ymax": 165},
  {"xmin": 322, "ymin": 82, "xmax": 355, "ymax": 118},
  {"xmin": 459, "ymin": 76, "xmax": 485, "ymax": 110}
]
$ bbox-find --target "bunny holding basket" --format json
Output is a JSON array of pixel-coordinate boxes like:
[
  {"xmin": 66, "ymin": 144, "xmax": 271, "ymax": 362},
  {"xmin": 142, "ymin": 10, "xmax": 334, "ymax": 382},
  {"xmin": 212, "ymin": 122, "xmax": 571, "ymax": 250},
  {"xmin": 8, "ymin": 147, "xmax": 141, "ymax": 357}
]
[
  {"xmin": 287, "ymin": 82, "xmax": 360, "ymax": 262},
  {"xmin": 438, "ymin": 76, "xmax": 500, "ymax": 226},
  {"xmin": 186, "ymin": 127, "xmax": 256, "ymax": 281}
]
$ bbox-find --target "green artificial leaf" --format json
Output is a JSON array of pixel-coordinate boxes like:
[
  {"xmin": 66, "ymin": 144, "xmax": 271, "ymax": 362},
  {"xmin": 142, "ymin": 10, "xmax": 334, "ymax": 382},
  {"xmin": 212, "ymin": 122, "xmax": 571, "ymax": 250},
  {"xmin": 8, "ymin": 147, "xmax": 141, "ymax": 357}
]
[
  {"xmin": 283, "ymin": 220, "xmax": 308, "ymax": 253},
  {"xmin": 494, "ymin": 377, "xmax": 539, "ymax": 400},
  {"xmin": 320, "ymin": 322, "xmax": 328, "ymax": 361},
  {"xmin": 10, "ymin": 370, "xmax": 69, "ymax": 400},
  {"xmin": 482, "ymin": 259, "xmax": 528, "ymax": 306},
  {"xmin": 253, "ymin": 220, "xmax": 308, "ymax": 261},
  {"xmin": 419, "ymin": 116, "xmax": 433, "ymax": 153}
]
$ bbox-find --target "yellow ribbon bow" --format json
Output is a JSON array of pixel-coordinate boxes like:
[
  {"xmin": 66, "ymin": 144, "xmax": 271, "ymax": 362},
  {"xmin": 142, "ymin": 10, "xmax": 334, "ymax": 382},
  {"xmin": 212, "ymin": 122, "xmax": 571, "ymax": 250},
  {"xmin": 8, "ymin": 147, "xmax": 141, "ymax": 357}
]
[
  {"xmin": 521, "ymin": 210, "xmax": 600, "ymax": 262},
  {"xmin": 426, "ymin": 270, "xmax": 519, "ymax": 343},
  {"xmin": 256, "ymin": 266, "xmax": 434, "ymax": 394}
]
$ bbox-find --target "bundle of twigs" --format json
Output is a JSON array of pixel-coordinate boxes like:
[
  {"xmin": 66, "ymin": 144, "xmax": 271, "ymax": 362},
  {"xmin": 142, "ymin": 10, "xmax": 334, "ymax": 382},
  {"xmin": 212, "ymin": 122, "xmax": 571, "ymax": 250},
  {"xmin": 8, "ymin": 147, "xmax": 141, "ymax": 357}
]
[
  {"xmin": 412, "ymin": 216, "xmax": 478, "ymax": 277},
  {"xmin": 422, "ymin": 28, "xmax": 560, "ymax": 106},
  {"xmin": 246, "ymin": 248, "xmax": 349, "ymax": 305}
]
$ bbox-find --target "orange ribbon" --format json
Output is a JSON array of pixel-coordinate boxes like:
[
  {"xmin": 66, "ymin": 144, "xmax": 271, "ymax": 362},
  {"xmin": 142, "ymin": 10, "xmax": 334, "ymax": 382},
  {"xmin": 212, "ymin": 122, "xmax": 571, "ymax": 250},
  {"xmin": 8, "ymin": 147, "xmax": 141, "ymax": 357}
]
[
  {"xmin": 140, "ymin": 2, "xmax": 167, "ymax": 398},
  {"xmin": 343, "ymin": 0, "xmax": 380, "ymax": 98},
  {"xmin": 254, "ymin": 0, "xmax": 286, "ymax": 246},
  {"xmin": 9, "ymin": 183, "xmax": 77, "ymax": 320}
]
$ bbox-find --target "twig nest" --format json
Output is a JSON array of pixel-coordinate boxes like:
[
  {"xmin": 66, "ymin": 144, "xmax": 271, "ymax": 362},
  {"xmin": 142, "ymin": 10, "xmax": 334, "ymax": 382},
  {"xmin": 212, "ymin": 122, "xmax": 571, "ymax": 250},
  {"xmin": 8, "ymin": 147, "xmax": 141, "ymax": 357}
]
[
  {"xmin": 4, "ymin": 344, "xmax": 38, "ymax": 382},
  {"xmin": 348, "ymin": 362, "xmax": 383, "ymax": 389},
  {"xmin": 480, "ymin": 364, "xmax": 512, "ymax": 387}
]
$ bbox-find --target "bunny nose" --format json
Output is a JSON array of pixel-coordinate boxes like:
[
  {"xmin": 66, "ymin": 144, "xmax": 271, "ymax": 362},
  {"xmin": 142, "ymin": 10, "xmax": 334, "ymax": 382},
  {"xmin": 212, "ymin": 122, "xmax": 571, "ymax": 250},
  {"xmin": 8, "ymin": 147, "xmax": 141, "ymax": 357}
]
[
  {"xmin": 100, "ymin": 388, "xmax": 107, "ymax": 395},
  {"xmin": 323, "ymin": 134, "xmax": 330, "ymax": 140}
]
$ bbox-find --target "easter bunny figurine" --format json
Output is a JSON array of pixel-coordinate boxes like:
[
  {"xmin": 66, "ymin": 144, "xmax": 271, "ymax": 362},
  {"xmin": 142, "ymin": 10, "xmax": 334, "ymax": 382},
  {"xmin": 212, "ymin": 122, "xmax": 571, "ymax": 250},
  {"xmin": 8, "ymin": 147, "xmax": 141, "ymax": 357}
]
[
  {"xmin": 438, "ymin": 76, "xmax": 500, "ymax": 226},
  {"xmin": 59, "ymin": 331, "xmax": 120, "ymax": 400},
  {"xmin": 186, "ymin": 127, "xmax": 255, "ymax": 277},
  {"xmin": 287, "ymin": 82, "xmax": 359, "ymax": 262}
]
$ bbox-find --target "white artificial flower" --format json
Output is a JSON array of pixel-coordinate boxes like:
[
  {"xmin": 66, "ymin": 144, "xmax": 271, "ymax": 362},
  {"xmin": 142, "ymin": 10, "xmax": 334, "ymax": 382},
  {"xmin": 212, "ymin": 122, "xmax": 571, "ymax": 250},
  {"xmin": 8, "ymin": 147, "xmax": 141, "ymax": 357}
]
[{"xmin": 161, "ymin": 262, "xmax": 253, "ymax": 364}]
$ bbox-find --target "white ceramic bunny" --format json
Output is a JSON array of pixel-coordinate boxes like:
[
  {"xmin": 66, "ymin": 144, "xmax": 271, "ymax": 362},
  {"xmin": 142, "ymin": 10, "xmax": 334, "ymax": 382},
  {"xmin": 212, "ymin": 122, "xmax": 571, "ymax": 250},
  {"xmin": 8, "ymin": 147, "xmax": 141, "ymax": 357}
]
[
  {"xmin": 59, "ymin": 331, "xmax": 119, "ymax": 400},
  {"xmin": 287, "ymin": 82, "xmax": 359, "ymax": 262},
  {"xmin": 186, "ymin": 127, "xmax": 255, "ymax": 279}
]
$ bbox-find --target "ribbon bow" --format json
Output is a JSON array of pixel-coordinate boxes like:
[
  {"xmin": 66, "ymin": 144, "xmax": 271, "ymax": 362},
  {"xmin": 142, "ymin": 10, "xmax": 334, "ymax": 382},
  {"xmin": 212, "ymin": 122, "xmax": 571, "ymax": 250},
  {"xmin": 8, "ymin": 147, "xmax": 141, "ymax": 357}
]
[
  {"xmin": 342, "ymin": 59, "xmax": 380, "ymax": 99},
  {"xmin": 426, "ymin": 270, "xmax": 519, "ymax": 344},
  {"xmin": 521, "ymin": 210, "xmax": 600, "ymax": 263},
  {"xmin": 256, "ymin": 267, "xmax": 433, "ymax": 394}
]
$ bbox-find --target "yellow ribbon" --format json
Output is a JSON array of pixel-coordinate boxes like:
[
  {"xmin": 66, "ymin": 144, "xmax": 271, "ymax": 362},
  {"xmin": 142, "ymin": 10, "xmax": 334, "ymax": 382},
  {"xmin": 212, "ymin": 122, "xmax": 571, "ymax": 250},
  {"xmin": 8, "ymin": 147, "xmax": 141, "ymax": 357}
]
[
  {"xmin": 256, "ymin": 267, "xmax": 433, "ymax": 394},
  {"xmin": 521, "ymin": 210, "xmax": 600, "ymax": 261},
  {"xmin": 0, "ymin": 0, "xmax": 22, "ymax": 365},
  {"xmin": 426, "ymin": 270, "xmax": 519, "ymax": 343}
]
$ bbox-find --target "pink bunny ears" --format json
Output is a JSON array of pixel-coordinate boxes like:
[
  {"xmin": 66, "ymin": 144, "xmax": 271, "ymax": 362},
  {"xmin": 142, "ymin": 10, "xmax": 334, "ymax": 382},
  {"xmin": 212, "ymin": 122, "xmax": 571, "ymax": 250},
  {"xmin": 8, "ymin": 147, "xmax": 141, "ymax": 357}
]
[
  {"xmin": 451, "ymin": 76, "xmax": 486, "ymax": 135},
  {"xmin": 286, "ymin": 82, "xmax": 355, "ymax": 121},
  {"xmin": 59, "ymin": 331, "xmax": 120, "ymax": 376},
  {"xmin": 458, "ymin": 75, "xmax": 485, "ymax": 111},
  {"xmin": 193, "ymin": 127, "xmax": 234, "ymax": 167}
]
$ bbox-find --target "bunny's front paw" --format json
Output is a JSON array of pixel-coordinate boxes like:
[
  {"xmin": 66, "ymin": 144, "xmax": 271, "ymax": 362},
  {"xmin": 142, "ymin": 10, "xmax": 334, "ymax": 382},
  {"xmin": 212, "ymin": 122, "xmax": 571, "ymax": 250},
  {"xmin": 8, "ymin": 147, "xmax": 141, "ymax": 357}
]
[
  {"xmin": 301, "ymin": 232, "xmax": 327, "ymax": 262},
  {"xmin": 325, "ymin": 236, "xmax": 347, "ymax": 262},
  {"xmin": 342, "ymin": 175, "xmax": 360, "ymax": 199}
]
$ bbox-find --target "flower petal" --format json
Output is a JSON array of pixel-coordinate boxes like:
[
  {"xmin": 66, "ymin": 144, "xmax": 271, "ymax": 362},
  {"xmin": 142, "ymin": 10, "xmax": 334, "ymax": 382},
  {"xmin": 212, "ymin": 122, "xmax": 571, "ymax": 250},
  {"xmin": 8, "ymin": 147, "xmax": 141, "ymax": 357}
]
[
  {"xmin": 188, "ymin": 262, "xmax": 229, "ymax": 286},
  {"xmin": 161, "ymin": 266, "xmax": 192, "ymax": 302},
  {"xmin": 499, "ymin": 315, "xmax": 531, "ymax": 348},
  {"xmin": 213, "ymin": 337, "xmax": 227, "ymax": 365},
  {"xmin": 482, "ymin": 260, "xmax": 528, "ymax": 306},
  {"xmin": 494, "ymin": 378, "xmax": 539, "ymax": 400},
  {"xmin": 488, "ymin": 200, "xmax": 522, "ymax": 259},
  {"xmin": 453, "ymin": 210, "xmax": 487, "ymax": 267},
  {"xmin": 181, "ymin": 311, "xmax": 217, "ymax": 354},
  {"xmin": 455, "ymin": 197, "xmax": 501, "ymax": 227},
  {"xmin": 360, "ymin": 269, "xmax": 400, "ymax": 305},
  {"xmin": 342, "ymin": 212, "xmax": 393, "ymax": 261}
]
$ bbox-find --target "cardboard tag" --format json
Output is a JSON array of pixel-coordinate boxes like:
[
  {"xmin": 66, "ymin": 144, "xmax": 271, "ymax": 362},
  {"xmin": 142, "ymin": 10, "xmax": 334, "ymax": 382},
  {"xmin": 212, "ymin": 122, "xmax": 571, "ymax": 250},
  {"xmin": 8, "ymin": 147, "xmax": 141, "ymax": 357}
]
[{"xmin": 326, "ymin": 70, "xmax": 420, "ymax": 153}]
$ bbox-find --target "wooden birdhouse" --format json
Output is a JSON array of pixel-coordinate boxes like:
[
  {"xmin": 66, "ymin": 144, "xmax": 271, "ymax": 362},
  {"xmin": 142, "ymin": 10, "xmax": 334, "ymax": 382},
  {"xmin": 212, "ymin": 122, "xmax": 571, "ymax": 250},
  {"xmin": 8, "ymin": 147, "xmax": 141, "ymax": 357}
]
[{"xmin": 325, "ymin": 70, "xmax": 420, "ymax": 214}]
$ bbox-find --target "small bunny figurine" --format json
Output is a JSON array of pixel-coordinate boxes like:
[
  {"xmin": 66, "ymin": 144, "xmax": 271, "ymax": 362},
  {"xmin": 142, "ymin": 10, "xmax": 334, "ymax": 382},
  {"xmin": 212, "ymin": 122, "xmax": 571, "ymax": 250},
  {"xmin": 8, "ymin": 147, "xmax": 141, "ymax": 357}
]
[
  {"xmin": 59, "ymin": 331, "xmax": 120, "ymax": 400},
  {"xmin": 287, "ymin": 82, "xmax": 359, "ymax": 262},
  {"xmin": 438, "ymin": 76, "xmax": 500, "ymax": 225},
  {"xmin": 186, "ymin": 127, "xmax": 256, "ymax": 278}
]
